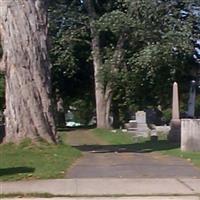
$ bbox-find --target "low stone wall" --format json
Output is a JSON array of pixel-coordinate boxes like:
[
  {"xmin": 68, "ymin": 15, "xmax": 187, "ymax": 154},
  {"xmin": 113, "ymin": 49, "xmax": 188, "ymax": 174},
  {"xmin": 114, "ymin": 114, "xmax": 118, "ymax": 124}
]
[{"xmin": 181, "ymin": 119, "xmax": 200, "ymax": 152}]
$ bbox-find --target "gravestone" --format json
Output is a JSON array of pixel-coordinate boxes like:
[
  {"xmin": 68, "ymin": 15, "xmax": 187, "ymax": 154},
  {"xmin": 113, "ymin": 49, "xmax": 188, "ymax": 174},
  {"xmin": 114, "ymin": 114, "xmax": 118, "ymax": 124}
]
[
  {"xmin": 125, "ymin": 111, "xmax": 150, "ymax": 137},
  {"xmin": 135, "ymin": 111, "xmax": 150, "ymax": 136},
  {"xmin": 168, "ymin": 82, "xmax": 181, "ymax": 142},
  {"xmin": 186, "ymin": 80, "xmax": 196, "ymax": 118},
  {"xmin": 136, "ymin": 111, "xmax": 146, "ymax": 124},
  {"xmin": 181, "ymin": 119, "xmax": 200, "ymax": 152}
]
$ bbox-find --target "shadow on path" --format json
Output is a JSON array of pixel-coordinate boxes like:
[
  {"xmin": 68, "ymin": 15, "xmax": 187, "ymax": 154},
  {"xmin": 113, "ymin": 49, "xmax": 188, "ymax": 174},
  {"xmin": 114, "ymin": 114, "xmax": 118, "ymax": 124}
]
[{"xmin": 72, "ymin": 140, "xmax": 179, "ymax": 153}]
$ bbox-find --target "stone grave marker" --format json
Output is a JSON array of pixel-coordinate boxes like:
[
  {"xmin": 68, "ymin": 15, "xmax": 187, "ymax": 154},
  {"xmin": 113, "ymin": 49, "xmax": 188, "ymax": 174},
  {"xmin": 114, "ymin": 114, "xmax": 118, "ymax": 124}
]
[
  {"xmin": 168, "ymin": 82, "xmax": 181, "ymax": 142},
  {"xmin": 136, "ymin": 111, "xmax": 146, "ymax": 124},
  {"xmin": 181, "ymin": 119, "xmax": 200, "ymax": 152}
]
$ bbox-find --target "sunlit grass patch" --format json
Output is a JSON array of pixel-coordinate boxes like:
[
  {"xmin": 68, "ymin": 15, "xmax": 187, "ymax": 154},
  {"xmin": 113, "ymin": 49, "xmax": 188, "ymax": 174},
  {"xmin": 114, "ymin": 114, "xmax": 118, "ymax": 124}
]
[{"xmin": 0, "ymin": 139, "xmax": 81, "ymax": 181}]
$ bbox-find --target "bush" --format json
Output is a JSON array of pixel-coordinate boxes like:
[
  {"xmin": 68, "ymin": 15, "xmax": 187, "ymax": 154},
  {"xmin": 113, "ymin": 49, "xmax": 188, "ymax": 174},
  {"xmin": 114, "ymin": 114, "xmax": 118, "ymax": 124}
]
[{"xmin": 162, "ymin": 108, "xmax": 172, "ymax": 125}]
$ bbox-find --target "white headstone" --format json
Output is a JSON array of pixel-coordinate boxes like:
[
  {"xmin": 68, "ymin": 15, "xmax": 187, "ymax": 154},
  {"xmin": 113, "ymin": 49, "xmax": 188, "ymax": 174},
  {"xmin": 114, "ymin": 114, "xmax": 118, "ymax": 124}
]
[
  {"xmin": 181, "ymin": 119, "xmax": 200, "ymax": 152},
  {"xmin": 136, "ymin": 111, "xmax": 146, "ymax": 124}
]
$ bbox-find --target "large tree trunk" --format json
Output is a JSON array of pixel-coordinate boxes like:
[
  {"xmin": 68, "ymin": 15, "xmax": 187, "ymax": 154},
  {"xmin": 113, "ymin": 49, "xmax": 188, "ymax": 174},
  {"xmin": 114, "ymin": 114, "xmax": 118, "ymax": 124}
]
[
  {"xmin": 91, "ymin": 26, "xmax": 112, "ymax": 129},
  {"xmin": 92, "ymin": 33, "xmax": 126, "ymax": 129},
  {"xmin": 84, "ymin": 0, "xmax": 111, "ymax": 128},
  {"xmin": 95, "ymin": 85, "xmax": 112, "ymax": 129},
  {"xmin": 0, "ymin": 0, "xmax": 57, "ymax": 143}
]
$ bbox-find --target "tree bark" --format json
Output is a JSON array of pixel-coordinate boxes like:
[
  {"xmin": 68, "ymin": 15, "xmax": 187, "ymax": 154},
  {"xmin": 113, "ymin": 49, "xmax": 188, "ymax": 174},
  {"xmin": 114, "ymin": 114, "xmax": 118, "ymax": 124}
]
[
  {"xmin": 91, "ymin": 26, "xmax": 112, "ymax": 129},
  {"xmin": 0, "ymin": 0, "xmax": 57, "ymax": 143},
  {"xmin": 84, "ymin": 0, "xmax": 127, "ymax": 129},
  {"xmin": 92, "ymin": 32, "xmax": 126, "ymax": 129},
  {"xmin": 95, "ymin": 85, "xmax": 112, "ymax": 129}
]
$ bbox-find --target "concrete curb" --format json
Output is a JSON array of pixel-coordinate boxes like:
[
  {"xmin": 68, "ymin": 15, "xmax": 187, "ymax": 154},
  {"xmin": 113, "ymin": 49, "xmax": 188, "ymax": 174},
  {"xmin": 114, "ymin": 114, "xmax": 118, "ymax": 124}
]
[
  {"xmin": 1, "ymin": 178, "xmax": 200, "ymax": 197},
  {"xmin": 2, "ymin": 197, "xmax": 200, "ymax": 200}
]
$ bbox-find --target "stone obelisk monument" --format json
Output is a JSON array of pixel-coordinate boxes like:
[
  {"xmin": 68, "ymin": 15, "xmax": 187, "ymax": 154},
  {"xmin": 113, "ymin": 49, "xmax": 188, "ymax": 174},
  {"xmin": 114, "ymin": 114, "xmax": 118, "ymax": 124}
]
[
  {"xmin": 168, "ymin": 82, "xmax": 181, "ymax": 142},
  {"xmin": 187, "ymin": 80, "xmax": 196, "ymax": 118}
]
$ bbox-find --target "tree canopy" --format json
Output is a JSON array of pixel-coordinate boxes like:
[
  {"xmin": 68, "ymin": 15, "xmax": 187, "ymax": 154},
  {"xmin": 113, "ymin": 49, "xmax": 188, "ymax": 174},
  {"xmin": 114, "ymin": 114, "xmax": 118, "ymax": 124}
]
[
  {"xmin": 48, "ymin": 0, "xmax": 200, "ymax": 126},
  {"xmin": 0, "ymin": 0, "xmax": 199, "ymax": 130}
]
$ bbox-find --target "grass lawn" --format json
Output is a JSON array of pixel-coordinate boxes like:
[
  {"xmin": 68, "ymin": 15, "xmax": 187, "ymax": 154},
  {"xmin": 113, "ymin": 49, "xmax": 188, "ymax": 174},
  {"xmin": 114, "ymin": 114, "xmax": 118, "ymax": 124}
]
[
  {"xmin": 1, "ymin": 128, "xmax": 199, "ymax": 181},
  {"xmin": 161, "ymin": 148, "xmax": 200, "ymax": 168},
  {"xmin": 0, "ymin": 140, "xmax": 81, "ymax": 181},
  {"xmin": 93, "ymin": 128, "xmax": 134, "ymax": 145},
  {"xmin": 93, "ymin": 128, "xmax": 200, "ymax": 168}
]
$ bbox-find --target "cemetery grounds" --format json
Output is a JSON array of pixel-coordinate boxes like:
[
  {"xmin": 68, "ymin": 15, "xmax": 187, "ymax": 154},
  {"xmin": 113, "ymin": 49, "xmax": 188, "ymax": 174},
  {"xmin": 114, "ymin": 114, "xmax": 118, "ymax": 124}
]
[{"xmin": 0, "ymin": 128, "xmax": 200, "ymax": 181}]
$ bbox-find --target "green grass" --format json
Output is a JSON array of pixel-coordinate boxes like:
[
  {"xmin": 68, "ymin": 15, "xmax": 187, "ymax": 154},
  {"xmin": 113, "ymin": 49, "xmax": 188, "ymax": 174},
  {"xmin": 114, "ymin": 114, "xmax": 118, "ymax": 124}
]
[
  {"xmin": 94, "ymin": 129, "xmax": 179, "ymax": 153},
  {"xmin": 0, "ymin": 139, "xmax": 81, "ymax": 181},
  {"xmin": 93, "ymin": 128, "xmax": 134, "ymax": 145},
  {"xmin": 161, "ymin": 148, "xmax": 200, "ymax": 168}
]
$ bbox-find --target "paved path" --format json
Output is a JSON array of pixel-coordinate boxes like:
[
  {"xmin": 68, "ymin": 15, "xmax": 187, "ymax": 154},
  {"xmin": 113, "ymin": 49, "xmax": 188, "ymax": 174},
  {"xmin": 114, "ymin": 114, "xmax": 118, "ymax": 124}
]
[
  {"xmin": 66, "ymin": 151, "xmax": 200, "ymax": 178},
  {"xmin": 65, "ymin": 131, "xmax": 200, "ymax": 178}
]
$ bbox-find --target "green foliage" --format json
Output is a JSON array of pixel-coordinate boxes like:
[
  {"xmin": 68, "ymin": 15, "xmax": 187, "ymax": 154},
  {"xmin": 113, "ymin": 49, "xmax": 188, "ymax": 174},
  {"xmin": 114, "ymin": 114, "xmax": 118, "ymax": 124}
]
[
  {"xmin": 96, "ymin": 10, "xmax": 133, "ymax": 34},
  {"xmin": 126, "ymin": 43, "xmax": 192, "ymax": 106},
  {"xmin": 111, "ymin": 1, "xmax": 198, "ymax": 115},
  {"xmin": 96, "ymin": 0, "xmax": 196, "ymax": 109},
  {"xmin": 48, "ymin": 0, "xmax": 199, "ymax": 124},
  {"xmin": 69, "ymin": 97, "xmax": 95, "ymax": 125},
  {"xmin": 48, "ymin": 0, "xmax": 90, "ymax": 76},
  {"xmin": 48, "ymin": 0, "xmax": 93, "ymax": 103},
  {"xmin": 162, "ymin": 108, "xmax": 172, "ymax": 124}
]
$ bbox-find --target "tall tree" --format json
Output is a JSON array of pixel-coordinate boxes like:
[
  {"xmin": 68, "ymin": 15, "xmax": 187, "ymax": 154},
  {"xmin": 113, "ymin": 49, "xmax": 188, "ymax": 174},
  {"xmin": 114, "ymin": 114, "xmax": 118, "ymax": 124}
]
[
  {"xmin": 48, "ymin": 0, "xmax": 95, "ymax": 126},
  {"xmin": 0, "ymin": 0, "xmax": 57, "ymax": 143},
  {"xmin": 83, "ymin": 0, "xmax": 195, "ymax": 128},
  {"xmin": 83, "ymin": 0, "xmax": 129, "ymax": 128},
  {"xmin": 48, "ymin": 0, "xmax": 198, "ymax": 128}
]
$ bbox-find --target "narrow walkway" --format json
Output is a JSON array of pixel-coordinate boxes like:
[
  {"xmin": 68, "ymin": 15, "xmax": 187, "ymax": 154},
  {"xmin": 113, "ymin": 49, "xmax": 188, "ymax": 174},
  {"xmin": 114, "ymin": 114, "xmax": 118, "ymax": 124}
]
[{"xmin": 64, "ymin": 130, "xmax": 200, "ymax": 179}]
